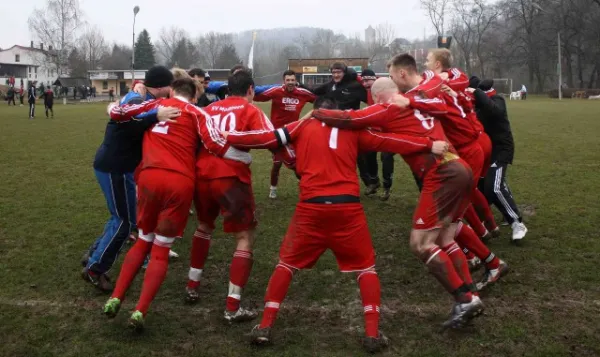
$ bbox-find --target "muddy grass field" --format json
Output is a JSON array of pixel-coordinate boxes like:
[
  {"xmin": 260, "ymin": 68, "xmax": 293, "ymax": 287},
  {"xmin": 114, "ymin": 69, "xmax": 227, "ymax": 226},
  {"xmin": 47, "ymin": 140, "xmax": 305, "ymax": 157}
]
[{"xmin": 0, "ymin": 99, "xmax": 599, "ymax": 357}]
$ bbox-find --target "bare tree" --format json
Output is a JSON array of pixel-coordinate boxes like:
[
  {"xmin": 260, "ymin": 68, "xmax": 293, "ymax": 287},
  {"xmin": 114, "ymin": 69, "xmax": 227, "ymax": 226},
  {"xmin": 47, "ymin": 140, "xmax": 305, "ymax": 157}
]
[
  {"xmin": 28, "ymin": 0, "xmax": 83, "ymax": 75},
  {"xmin": 375, "ymin": 23, "xmax": 396, "ymax": 47},
  {"xmin": 421, "ymin": 0, "xmax": 451, "ymax": 35},
  {"xmin": 155, "ymin": 26, "xmax": 187, "ymax": 65},
  {"xmin": 77, "ymin": 25, "xmax": 107, "ymax": 70},
  {"xmin": 199, "ymin": 32, "xmax": 233, "ymax": 68}
]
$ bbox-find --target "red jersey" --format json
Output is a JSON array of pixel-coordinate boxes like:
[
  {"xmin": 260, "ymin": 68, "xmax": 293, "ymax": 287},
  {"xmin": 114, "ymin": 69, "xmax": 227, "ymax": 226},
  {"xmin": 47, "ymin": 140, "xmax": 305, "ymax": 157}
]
[
  {"xmin": 444, "ymin": 68, "xmax": 484, "ymax": 133},
  {"xmin": 254, "ymin": 85, "xmax": 316, "ymax": 128},
  {"xmin": 313, "ymin": 102, "xmax": 454, "ymax": 177},
  {"xmin": 406, "ymin": 71, "xmax": 479, "ymax": 148},
  {"xmin": 366, "ymin": 88, "xmax": 374, "ymax": 105},
  {"xmin": 197, "ymin": 96, "xmax": 274, "ymax": 184},
  {"xmin": 225, "ymin": 119, "xmax": 434, "ymax": 201},
  {"xmin": 109, "ymin": 96, "xmax": 246, "ymax": 180}
]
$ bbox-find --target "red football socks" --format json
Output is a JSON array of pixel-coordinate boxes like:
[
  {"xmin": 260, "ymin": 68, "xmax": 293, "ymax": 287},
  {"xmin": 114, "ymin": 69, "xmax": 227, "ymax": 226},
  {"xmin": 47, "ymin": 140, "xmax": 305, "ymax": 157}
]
[
  {"xmin": 260, "ymin": 264, "xmax": 294, "ymax": 329},
  {"xmin": 422, "ymin": 246, "xmax": 471, "ymax": 303},
  {"xmin": 455, "ymin": 223, "xmax": 500, "ymax": 270},
  {"xmin": 443, "ymin": 242, "xmax": 474, "ymax": 289},
  {"xmin": 111, "ymin": 238, "xmax": 152, "ymax": 300},
  {"xmin": 226, "ymin": 250, "xmax": 254, "ymax": 312},
  {"xmin": 187, "ymin": 228, "xmax": 212, "ymax": 289},
  {"xmin": 463, "ymin": 204, "xmax": 488, "ymax": 237},
  {"xmin": 357, "ymin": 270, "xmax": 381, "ymax": 338},
  {"xmin": 135, "ymin": 243, "xmax": 170, "ymax": 315},
  {"xmin": 270, "ymin": 161, "xmax": 283, "ymax": 187},
  {"xmin": 471, "ymin": 188, "xmax": 498, "ymax": 231}
]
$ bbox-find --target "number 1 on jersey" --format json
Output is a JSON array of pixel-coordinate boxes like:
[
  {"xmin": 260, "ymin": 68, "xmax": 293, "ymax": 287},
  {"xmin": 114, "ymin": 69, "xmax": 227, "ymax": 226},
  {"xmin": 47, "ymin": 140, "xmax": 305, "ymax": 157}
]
[{"xmin": 329, "ymin": 127, "xmax": 338, "ymax": 149}]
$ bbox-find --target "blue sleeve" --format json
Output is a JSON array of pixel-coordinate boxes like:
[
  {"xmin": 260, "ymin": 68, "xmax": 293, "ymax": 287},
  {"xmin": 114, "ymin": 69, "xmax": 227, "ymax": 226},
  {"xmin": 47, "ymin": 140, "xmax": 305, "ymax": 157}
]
[
  {"xmin": 120, "ymin": 91, "xmax": 158, "ymax": 122},
  {"xmin": 255, "ymin": 84, "xmax": 278, "ymax": 95},
  {"xmin": 206, "ymin": 81, "xmax": 227, "ymax": 95}
]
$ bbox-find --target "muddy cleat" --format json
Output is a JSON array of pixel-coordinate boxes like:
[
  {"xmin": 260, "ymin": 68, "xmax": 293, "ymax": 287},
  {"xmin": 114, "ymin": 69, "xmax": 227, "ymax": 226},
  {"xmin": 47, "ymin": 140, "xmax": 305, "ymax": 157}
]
[
  {"xmin": 250, "ymin": 325, "xmax": 272, "ymax": 345},
  {"xmin": 184, "ymin": 286, "xmax": 200, "ymax": 304},
  {"xmin": 269, "ymin": 187, "xmax": 277, "ymax": 199},
  {"xmin": 467, "ymin": 257, "xmax": 482, "ymax": 272},
  {"xmin": 224, "ymin": 307, "xmax": 258, "ymax": 323},
  {"xmin": 128, "ymin": 310, "xmax": 145, "ymax": 331},
  {"xmin": 362, "ymin": 332, "xmax": 389, "ymax": 353},
  {"xmin": 103, "ymin": 297, "xmax": 121, "ymax": 318},
  {"xmin": 379, "ymin": 188, "xmax": 391, "ymax": 201},
  {"xmin": 82, "ymin": 268, "xmax": 113, "ymax": 292},
  {"xmin": 364, "ymin": 182, "xmax": 380, "ymax": 196},
  {"xmin": 442, "ymin": 295, "xmax": 484, "ymax": 330},
  {"xmin": 81, "ymin": 252, "xmax": 90, "ymax": 267},
  {"xmin": 491, "ymin": 226, "xmax": 501, "ymax": 238},
  {"xmin": 476, "ymin": 260, "xmax": 510, "ymax": 291},
  {"xmin": 168, "ymin": 249, "xmax": 179, "ymax": 259}
]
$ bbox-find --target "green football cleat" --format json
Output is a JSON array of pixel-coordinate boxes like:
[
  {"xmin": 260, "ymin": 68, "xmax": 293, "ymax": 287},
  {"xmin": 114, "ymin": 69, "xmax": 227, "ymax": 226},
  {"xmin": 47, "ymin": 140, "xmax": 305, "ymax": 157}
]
[
  {"xmin": 103, "ymin": 297, "xmax": 121, "ymax": 318},
  {"xmin": 128, "ymin": 310, "xmax": 145, "ymax": 331}
]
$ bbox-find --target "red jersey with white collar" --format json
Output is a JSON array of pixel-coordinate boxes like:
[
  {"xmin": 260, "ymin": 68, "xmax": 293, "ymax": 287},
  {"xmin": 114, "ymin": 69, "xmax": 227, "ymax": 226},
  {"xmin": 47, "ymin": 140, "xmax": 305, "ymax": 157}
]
[{"xmin": 254, "ymin": 85, "xmax": 316, "ymax": 128}]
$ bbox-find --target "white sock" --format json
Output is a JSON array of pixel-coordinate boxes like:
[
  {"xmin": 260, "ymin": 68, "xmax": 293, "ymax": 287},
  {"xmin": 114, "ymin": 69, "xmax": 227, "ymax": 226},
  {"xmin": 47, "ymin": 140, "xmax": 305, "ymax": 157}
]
[{"xmin": 270, "ymin": 186, "xmax": 277, "ymax": 191}]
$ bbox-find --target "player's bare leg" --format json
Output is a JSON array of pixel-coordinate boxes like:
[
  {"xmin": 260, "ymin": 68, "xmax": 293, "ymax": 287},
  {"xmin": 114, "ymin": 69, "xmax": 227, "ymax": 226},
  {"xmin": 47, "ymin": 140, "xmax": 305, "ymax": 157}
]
[
  {"xmin": 251, "ymin": 262, "xmax": 296, "ymax": 345},
  {"xmin": 185, "ymin": 223, "xmax": 213, "ymax": 303},
  {"xmin": 224, "ymin": 229, "xmax": 258, "ymax": 322},
  {"xmin": 269, "ymin": 161, "xmax": 283, "ymax": 199},
  {"xmin": 410, "ymin": 228, "xmax": 483, "ymax": 329}
]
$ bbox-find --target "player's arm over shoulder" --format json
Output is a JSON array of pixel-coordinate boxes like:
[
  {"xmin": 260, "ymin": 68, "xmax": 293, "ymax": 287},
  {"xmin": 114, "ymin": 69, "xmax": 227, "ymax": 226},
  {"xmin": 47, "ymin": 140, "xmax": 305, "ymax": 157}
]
[
  {"xmin": 357, "ymin": 130, "xmax": 434, "ymax": 156},
  {"xmin": 312, "ymin": 104, "xmax": 390, "ymax": 129}
]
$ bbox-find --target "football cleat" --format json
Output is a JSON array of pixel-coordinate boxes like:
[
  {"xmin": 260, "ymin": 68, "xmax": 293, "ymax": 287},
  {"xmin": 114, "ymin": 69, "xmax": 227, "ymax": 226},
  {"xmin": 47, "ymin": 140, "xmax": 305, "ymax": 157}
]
[
  {"xmin": 362, "ymin": 332, "xmax": 390, "ymax": 353},
  {"xmin": 184, "ymin": 286, "xmax": 200, "ymax": 304},
  {"xmin": 511, "ymin": 222, "xmax": 527, "ymax": 242},
  {"xmin": 128, "ymin": 310, "xmax": 145, "ymax": 331},
  {"xmin": 224, "ymin": 307, "xmax": 258, "ymax": 323},
  {"xmin": 364, "ymin": 182, "xmax": 380, "ymax": 196},
  {"xmin": 269, "ymin": 187, "xmax": 277, "ymax": 199},
  {"xmin": 476, "ymin": 260, "xmax": 510, "ymax": 291},
  {"xmin": 380, "ymin": 188, "xmax": 391, "ymax": 202},
  {"xmin": 168, "ymin": 249, "xmax": 179, "ymax": 259},
  {"xmin": 81, "ymin": 251, "xmax": 90, "ymax": 267},
  {"xmin": 82, "ymin": 268, "xmax": 113, "ymax": 292},
  {"xmin": 103, "ymin": 297, "xmax": 121, "ymax": 318},
  {"xmin": 491, "ymin": 226, "xmax": 501, "ymax": 238},
  {"xmin": 250, "ymin": 325, "xmax": 272, "ymax": 345},
  {"xmin": 467, "ymin": 257, "xmax": 483, "ymax": 272},
  {"xmin": 442, "ymin": 295, "xmax": 484, "ymax": 330}
]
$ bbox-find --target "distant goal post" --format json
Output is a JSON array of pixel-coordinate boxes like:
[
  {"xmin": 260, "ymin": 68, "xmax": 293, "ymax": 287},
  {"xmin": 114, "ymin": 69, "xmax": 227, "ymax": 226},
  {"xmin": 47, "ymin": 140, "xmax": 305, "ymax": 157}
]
[{"xmin": 492, "ymin": 78, "xmax": 513, "ymax": 96}]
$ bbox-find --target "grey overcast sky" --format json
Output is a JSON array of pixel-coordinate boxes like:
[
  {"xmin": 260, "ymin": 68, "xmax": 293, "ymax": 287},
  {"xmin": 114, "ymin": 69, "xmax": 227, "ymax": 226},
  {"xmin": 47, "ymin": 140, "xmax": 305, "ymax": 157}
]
[{"xmin": 1, "ymin": 0, "xmax": 431, "ymax": 49}]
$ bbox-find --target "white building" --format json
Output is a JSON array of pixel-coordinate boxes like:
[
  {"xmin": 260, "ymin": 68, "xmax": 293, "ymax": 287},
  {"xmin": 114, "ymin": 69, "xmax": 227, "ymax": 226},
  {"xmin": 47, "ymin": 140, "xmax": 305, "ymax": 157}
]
[{"xmin": 0, "ymin": 42, "xmax": 59, "ymax": 88}]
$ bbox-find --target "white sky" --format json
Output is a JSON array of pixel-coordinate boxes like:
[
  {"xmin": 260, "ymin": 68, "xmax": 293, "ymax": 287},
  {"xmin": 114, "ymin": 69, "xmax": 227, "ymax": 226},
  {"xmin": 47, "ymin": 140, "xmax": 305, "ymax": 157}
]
[{"xmin": 1, "ymin": 0, "xmax": 431, "ymax": 49}]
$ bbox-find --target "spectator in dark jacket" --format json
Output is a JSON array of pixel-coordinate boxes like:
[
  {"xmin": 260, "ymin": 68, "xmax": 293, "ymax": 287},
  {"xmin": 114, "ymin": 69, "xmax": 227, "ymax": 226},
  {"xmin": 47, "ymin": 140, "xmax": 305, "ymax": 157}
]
[
  {"xmin": 310, "ymin": 63, "xmax": 379, "ymax": 194},
  {"xmin": 469, "ymin": 77, "xmax": 528, "ymax": 243}
]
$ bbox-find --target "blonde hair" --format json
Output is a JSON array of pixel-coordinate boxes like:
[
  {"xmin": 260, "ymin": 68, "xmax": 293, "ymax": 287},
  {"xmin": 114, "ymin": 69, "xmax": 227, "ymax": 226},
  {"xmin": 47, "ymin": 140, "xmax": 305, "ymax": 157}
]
[
  {"xmin": 429, "ymin": 48, "xmax": 453, "ymax": 70},
  {"xmin": 171, "ymin": 67, "xmax": 204, "ymax": 97}
]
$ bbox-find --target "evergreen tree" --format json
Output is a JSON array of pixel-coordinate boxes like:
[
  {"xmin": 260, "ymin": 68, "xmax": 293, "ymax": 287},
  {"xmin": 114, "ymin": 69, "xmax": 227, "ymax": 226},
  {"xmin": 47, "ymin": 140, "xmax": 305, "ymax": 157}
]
[
  {"xmin": 134, "ymin": 29, "xmax": 156, "ymax": 70},
  {"xmin": 215, "ymin": 44, "xmax": 241, "ymax": 69}
]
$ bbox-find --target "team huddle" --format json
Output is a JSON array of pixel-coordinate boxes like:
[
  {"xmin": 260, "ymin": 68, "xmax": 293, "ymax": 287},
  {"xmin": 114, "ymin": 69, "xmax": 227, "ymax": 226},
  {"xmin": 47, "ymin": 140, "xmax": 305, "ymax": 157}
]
[{"xmin": 82, "ymin": 49, "xmax": 528, "ymax": 354}]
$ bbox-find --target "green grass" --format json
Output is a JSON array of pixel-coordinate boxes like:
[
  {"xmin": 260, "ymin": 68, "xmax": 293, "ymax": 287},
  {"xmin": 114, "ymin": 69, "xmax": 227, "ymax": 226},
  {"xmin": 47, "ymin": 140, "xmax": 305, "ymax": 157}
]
[{"xmin": 1, "ymin": 98, "xmax": 599, "ymax": 357}]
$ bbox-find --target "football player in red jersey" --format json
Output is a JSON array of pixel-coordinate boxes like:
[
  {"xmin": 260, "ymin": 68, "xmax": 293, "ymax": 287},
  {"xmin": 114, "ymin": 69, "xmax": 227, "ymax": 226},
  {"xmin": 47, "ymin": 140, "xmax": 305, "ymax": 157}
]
[
  {"xmin": 102, "ymin": 78, "xmax": 252, "ymax": 330},
  {"xmin": 222, "ymin": 96, "xmax": 450, "ymax": 352},
  {"xmin": 254, "ymin": 70, "xmax": 315, "ymax": 199},
  {"xmin": 312, "ymin": 74, "xmax": 485, "ymax": 329},
  {"xmin": 426, "ymin": 48, "xmax": 500, "ymax": 239},
  {"xmin": 185, "ymin": 70, "xmax": 290, "ymax": 322}
]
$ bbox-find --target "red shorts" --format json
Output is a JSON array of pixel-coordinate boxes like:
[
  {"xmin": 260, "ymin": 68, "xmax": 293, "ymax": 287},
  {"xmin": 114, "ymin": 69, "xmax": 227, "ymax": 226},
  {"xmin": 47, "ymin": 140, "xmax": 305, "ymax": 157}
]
[
  {"xmin": 477, "ymin": 132, "xmax": 492, "ymax": 176},
  {"xmin": 457, "ymin": 140, "xmax": 484, "ymax": 183},
  {"xmin": 412, "ymin": 158, "xmax": 473, "ymax": 230},
  {"xmin": 194, "ymin": 177, "xmax": 257, "ymax": 233},
  {"xmin": 279, "ymin": 202, "xmax": 375, "ymax": 272},
  {"xmin": 137, "ymin": 168, "xmax": 194, "ymax": 238}
]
